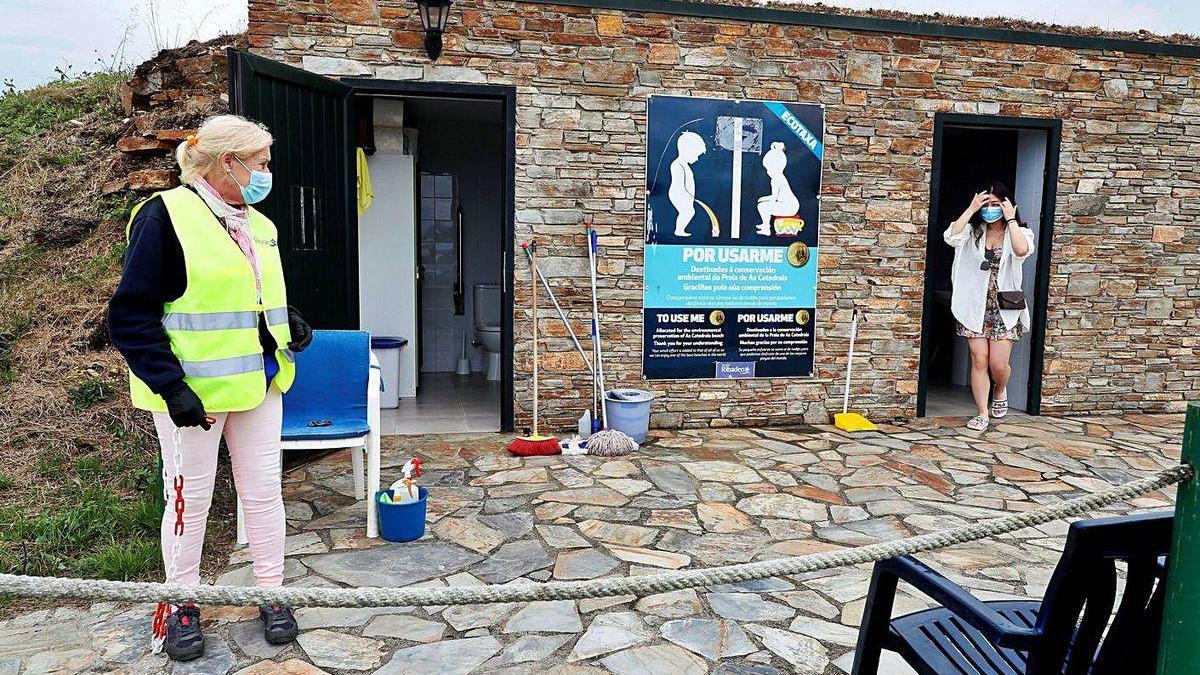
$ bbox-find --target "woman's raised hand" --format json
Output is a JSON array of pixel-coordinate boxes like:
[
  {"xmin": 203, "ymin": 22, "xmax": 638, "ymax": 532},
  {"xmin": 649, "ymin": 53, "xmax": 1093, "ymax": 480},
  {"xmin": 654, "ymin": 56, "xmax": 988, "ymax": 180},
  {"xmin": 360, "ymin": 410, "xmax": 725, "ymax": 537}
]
[
  {"xmin": 1001, "ymin": 198, "xmax": 1017, "ymax": 221},
  {"xmin": 969, "ymin": 191, "xmax": 990, "ymax": 213}
]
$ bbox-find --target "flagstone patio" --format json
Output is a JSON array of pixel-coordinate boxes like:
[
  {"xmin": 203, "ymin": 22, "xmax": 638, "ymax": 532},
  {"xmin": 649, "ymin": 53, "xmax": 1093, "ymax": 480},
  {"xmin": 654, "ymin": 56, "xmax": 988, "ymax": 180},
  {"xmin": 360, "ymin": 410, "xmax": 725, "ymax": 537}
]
[{"xmin": 0, "ymin": 413, "xmax": 1184, "ymax": 674}]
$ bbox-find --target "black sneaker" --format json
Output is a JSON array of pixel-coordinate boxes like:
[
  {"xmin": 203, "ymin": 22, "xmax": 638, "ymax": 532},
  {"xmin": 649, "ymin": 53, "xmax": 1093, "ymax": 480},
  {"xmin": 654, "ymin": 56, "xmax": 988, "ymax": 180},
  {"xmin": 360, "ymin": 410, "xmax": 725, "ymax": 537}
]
[
  {"xmin": 164, "ymin": 604, "xmax": 205, "ymax": 661},
  {"xmin": 259, "ymin": 604, "xmax": 299, "ymax": 644}
]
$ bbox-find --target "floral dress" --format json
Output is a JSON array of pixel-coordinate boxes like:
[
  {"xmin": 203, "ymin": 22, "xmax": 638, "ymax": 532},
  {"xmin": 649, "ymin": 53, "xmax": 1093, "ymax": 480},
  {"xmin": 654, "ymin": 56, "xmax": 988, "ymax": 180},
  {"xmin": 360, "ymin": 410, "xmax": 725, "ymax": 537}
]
[{"xmin": 956, "ymin": 247, "xmax": 1024, "ymax": 341}]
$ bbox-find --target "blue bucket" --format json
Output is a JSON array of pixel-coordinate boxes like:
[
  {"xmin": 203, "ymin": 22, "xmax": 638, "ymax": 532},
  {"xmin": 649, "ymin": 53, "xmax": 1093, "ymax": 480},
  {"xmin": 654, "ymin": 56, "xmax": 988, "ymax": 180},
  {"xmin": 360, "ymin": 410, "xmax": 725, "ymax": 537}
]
[
  {"xmin": 604, "ymin": 389, "xmax": 656, "ymax": 444},
  {"xmin": 376, "ymin": 487, "xmax": 428, "ymax": 542}
]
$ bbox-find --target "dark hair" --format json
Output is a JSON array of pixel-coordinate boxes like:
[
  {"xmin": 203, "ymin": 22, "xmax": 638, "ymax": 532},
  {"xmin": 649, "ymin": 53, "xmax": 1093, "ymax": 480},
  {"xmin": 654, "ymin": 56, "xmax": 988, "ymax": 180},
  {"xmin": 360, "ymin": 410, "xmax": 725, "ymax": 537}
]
[{"xmin": 970, "ymin": 181, "xmax": 1027, "ymax": 245}]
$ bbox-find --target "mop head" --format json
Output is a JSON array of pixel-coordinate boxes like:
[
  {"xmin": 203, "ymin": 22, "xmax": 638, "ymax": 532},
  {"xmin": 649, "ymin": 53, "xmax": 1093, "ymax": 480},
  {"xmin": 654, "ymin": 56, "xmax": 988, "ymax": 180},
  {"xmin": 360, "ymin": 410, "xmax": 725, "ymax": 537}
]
[
  {"xmin": 507, "ymin": 434, "xmax": 561, "ymax": 457},
  {"xmin": 586, "ymin": 428, "xmax": 637, "ymax": 456},
  {"xmin": 834, "ymin": 411, "xmax": 877, "ymax": 432}
]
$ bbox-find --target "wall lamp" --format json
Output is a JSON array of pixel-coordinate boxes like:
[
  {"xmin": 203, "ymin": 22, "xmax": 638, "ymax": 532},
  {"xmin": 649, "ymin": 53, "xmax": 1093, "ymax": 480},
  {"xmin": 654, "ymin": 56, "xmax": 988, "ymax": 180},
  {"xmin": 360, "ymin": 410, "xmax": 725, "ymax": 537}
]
[{"xmin": 415, "ymin": 0, "xmax": 453, "ymax": 61}]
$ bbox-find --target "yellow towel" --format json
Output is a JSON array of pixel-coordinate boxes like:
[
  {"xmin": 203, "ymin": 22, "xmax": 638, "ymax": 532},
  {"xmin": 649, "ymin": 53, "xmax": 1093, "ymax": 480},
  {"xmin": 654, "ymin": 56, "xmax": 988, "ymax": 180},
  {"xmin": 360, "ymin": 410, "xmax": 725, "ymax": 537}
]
[{"xmin": 356, "ymin": 147, "xmax": 374, "ymax": 215}]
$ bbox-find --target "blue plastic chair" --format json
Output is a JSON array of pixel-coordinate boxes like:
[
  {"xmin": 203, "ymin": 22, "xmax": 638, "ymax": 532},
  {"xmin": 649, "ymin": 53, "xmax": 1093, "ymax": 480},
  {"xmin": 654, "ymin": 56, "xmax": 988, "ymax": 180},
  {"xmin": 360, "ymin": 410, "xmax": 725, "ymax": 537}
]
[
  {"xmin": 236, "ymin": 330, "xmax": 383, "ymax": 541},
  {"xmin": 852, "ymin": 512, "xmax": 1174, "ymax": 675}
]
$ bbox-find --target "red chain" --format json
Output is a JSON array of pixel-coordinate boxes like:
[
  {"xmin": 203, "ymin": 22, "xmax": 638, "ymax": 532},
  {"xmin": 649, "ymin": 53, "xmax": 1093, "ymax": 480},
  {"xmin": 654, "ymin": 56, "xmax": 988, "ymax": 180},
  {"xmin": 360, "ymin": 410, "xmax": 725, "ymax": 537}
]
[
  {"xmin": 172, "ymin": 475, "xmax": 186, "ymax": 536},
  {"xmin": 152, "ymin": 602, "xmax": 170, "ymax": 638}
]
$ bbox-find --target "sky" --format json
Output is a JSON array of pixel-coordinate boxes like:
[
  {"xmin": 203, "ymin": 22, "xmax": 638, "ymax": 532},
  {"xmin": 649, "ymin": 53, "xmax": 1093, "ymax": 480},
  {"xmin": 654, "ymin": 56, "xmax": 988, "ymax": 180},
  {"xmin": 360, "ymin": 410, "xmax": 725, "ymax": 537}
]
[
  {"xmin": 2, "ymin": 0, "xmax": 1199, "ymax": 91},
  {"xmin": 1, "ymin": 0, "xmax": 246, "ymax": 90}
]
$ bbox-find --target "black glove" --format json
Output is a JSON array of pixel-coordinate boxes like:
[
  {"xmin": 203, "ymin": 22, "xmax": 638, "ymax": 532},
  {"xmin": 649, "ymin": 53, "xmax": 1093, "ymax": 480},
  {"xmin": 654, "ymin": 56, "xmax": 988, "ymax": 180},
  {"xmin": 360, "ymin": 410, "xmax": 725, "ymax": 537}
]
[
  {"xmin": 164, "ymin": 384, "xmax": 211, "ymax": 430},
  {"xmin": 287, "ymin": 306, "xmax": 313, "ymax": 353}
]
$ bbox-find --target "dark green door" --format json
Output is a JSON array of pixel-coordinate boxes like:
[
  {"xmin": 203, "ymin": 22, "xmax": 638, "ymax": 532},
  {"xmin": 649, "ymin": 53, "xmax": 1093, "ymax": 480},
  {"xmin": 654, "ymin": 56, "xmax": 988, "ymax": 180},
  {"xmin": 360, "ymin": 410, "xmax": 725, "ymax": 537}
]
[{"xmin": 228, "ymin": 49, "xmax": 358, "ymax": 329}]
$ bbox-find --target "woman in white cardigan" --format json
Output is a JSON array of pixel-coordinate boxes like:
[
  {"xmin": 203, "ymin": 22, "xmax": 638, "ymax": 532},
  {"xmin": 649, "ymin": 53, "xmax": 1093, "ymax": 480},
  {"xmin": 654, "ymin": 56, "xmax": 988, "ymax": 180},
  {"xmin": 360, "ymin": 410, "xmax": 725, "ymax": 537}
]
[{"xmin": 944, "ymin": 182, "xmax": 1035, "ymax": 431}]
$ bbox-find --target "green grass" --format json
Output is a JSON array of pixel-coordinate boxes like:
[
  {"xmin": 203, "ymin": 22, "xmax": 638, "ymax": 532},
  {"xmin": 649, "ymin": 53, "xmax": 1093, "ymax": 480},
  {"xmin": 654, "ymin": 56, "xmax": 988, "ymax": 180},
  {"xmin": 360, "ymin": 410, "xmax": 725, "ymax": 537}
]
[
  {"xmin": 76, "ymin": 540, "xmax": 159, "ymax": 581},
  {"xmin": 0, "ymin": 473, "xmax": 12, "ymax": 491},
  {"xmin": 68, "ymin": 377, "xmax": 111, "ymax": 409},
  {"xmin": 74, "ymin": 456, "xmax": 104, "ymax": 478},
  {"xmin": 0, "ymin": 484, "xmax": 161, "ymax": 579},
  {"xmin": 0, "ymin": 71, "xmax": 125, "ymax": 164},
  {"xmin": 50, "ymin": 149, "xmax": 83, "ymax": 166}
]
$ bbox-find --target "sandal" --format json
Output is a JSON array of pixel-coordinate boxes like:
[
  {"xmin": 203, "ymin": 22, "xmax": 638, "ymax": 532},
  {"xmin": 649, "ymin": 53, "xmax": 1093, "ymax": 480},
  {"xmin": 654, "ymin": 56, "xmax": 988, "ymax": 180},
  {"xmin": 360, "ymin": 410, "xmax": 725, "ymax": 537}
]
[
  {"xmin": 966, "ymin": 415, "xmax": 989, "ymax": 431},
  {"xmin": 991, "ymin": 398, "xmax": 1008, "ymax": 419}
]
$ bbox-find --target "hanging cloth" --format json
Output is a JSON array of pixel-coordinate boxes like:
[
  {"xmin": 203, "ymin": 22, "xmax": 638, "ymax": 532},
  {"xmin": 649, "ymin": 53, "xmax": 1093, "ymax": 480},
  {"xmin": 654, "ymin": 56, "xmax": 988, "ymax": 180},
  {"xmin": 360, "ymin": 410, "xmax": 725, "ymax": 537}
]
[{"xmin": 356, "ymin": 147, "xmax": 374, "ymax": 215}]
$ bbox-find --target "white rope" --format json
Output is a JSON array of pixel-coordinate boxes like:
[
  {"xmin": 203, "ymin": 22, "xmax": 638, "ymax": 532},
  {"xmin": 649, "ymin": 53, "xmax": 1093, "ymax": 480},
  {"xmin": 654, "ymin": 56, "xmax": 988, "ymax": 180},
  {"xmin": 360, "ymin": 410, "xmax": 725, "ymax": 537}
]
[{"xmin": 0, "ymin": 464, "xmax": 1189, "ymax": 609}]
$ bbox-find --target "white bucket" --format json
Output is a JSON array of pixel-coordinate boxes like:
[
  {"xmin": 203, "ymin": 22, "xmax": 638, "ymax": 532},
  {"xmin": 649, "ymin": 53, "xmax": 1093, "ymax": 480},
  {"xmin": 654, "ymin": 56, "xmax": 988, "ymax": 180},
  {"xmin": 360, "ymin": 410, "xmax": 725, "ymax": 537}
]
[{"xmin": 604, "ymin": 389, "xmax": 656, "ymax": 444}]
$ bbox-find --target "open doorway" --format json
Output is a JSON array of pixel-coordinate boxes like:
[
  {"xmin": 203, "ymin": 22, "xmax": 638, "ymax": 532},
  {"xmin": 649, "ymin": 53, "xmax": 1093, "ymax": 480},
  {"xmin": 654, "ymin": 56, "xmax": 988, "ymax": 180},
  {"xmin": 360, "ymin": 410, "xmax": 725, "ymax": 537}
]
[
  {"xmin": 356, "ymin": 94, "xmax": 506, "ymax": 434},
  {"xmin": 918, "ymin": 113, "xmax": 1060, "ymax": 418},
  {"xmin": 228, "ymin": 52, "xmax": 517, "ymax": 432}
]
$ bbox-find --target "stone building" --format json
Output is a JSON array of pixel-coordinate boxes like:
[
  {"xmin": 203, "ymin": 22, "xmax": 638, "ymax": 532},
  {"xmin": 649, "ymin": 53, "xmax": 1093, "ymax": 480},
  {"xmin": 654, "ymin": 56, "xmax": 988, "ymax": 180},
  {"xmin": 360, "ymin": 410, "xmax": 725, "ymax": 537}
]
[{"xmin": 232, "ymin": 0, "xmax": 1200, "ymax": 432}]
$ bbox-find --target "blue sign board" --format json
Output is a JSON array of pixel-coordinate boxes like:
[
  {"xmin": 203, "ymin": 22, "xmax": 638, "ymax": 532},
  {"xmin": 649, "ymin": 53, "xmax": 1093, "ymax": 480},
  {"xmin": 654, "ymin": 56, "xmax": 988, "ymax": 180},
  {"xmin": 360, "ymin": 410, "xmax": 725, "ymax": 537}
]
[{"xmin": 643, "ymin": 95, "xmax": 823, "ymax": 380}]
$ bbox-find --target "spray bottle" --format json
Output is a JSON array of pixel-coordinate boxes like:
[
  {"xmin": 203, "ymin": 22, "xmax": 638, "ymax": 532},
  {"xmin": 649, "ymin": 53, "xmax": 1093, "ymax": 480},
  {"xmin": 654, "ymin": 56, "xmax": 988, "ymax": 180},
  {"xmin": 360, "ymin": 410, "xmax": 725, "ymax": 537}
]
[{"xmin": 385, "ymin": 458, "xmax": 423, "ymax": 505}]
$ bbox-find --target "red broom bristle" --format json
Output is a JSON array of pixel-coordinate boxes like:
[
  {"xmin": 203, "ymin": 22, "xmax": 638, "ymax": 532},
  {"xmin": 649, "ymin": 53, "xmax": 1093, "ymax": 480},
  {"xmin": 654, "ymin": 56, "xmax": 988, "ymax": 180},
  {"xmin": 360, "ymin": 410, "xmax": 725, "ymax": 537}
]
[{"xmin": 506, "ymin": 436, "xmax": 561, "ymax": 457}]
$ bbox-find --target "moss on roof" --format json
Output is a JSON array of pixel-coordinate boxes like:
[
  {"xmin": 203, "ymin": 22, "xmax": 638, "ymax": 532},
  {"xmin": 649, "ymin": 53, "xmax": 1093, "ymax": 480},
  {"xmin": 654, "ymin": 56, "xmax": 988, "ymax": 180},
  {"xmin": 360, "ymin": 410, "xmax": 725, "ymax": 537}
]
[{"xmin": 683, "ymin": 0, "xmax": 1200, "ymax": 48}]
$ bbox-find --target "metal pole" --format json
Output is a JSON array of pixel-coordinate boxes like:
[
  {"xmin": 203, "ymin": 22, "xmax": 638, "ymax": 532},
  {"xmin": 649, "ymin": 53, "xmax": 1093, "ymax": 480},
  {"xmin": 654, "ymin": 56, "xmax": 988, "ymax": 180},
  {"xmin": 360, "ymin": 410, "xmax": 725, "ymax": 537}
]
[
  {"xmin": 1157, "ymin": 400, "xmax": 1200, "ymax": 675},
  {"xmin": 731, "ymin": 116, "xmax": 743, "ymax": 240}
]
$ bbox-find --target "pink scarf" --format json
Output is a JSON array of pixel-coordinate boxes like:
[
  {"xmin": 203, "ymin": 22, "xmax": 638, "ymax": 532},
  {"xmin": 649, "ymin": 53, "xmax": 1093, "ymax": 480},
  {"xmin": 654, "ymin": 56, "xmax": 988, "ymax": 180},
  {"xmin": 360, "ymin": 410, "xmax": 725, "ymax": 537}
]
[{"xmin": 189, "ymin": 177, "xmax": 262, "ymax": 297}]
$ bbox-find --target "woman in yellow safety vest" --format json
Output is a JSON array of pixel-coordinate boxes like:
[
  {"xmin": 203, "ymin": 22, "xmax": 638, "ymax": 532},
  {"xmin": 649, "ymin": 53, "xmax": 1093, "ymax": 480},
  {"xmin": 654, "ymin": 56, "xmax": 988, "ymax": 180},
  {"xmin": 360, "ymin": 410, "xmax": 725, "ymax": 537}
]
[{"xmin": 108, "ymin": 114, "xmax": 311, "ymax": 662}]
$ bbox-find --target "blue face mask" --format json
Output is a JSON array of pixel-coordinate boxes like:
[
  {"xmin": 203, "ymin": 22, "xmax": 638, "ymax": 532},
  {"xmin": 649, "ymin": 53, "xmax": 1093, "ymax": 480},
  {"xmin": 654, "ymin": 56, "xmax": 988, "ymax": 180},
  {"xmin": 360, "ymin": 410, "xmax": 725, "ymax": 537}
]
[
  {"xmin": 231, "ymin": 156, "xmax": 273, "ymax": 204},
  {"xmin": 980, "ymin": 206, "xmax": 1003, "ymax": 223}
]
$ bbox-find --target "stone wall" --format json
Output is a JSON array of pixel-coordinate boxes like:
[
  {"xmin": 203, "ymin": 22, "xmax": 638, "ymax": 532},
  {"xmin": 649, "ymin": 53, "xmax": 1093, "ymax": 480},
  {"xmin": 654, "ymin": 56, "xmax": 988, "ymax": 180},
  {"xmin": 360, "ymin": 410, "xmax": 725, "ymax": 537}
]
[
  {"xmin": 107, "ymin": 36, "xmax": 241, "ymax": 195},
  {"xmin": 248, "ymin": 0, "xmax": 1200, "ymax": 428}
]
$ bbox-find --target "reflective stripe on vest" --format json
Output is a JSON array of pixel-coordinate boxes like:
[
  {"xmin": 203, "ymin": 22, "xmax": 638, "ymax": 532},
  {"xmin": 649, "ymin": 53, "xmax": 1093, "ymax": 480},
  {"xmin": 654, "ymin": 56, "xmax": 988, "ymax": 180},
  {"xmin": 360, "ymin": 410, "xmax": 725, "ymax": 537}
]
[
  {"xmin": 264, "ymin": 306, "xmax": 289, "ymax": 326},
  {"xmin": 180, "ymin": 354, "xmax": 265, "ymax": 379},
  {"xmin": 124, "ymin": 186, "xmax": 295, "ymax": 413},
  {"xmin": 163, "ymin": 306, "xmax": 289, "ymax": 332},
  {"xmin": 164, "ymin": 310, "xmax": 259, "ymax": 331}
]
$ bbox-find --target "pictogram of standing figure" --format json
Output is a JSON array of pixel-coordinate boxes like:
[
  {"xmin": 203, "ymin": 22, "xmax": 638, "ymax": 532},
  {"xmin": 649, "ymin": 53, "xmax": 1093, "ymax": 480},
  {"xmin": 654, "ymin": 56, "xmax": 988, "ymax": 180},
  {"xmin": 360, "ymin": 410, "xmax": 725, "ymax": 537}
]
[{"xmin": 669, "ymin": 131, "xmax": 713, "ymax": 237}]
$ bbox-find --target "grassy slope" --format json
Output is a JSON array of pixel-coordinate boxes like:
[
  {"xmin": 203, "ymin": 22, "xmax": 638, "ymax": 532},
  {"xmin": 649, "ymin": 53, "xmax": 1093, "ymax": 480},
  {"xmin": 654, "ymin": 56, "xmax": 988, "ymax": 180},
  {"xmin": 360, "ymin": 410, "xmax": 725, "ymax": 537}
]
[{"xmin": 0, "ymin": 73, "xmax": 234, "ymax": 605}]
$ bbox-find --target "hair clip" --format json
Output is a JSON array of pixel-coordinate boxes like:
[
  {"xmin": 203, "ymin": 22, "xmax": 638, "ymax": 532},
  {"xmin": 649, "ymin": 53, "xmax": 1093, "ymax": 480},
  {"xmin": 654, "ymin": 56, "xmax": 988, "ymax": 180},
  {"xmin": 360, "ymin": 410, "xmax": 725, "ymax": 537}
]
[{"xmin": 185, "ymin": 136, "xmax": 199, "ymax": 146}]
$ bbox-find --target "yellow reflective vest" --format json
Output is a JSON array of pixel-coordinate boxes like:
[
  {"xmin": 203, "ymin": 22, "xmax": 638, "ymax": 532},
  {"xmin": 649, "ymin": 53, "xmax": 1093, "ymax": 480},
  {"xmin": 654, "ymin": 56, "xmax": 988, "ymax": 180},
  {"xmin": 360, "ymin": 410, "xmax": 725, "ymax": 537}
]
[{"xmin": 125, "ymin": 186, "xmax": 295, "ymax": 412}]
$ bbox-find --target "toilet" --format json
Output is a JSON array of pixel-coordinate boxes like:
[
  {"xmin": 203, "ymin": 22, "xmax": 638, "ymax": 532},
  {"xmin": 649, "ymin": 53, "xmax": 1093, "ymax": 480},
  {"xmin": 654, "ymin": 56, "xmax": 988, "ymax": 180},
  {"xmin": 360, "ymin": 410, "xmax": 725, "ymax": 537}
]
[{"xmin": 472, "ymin": 283, "xmax": 502, "ymax": 381}]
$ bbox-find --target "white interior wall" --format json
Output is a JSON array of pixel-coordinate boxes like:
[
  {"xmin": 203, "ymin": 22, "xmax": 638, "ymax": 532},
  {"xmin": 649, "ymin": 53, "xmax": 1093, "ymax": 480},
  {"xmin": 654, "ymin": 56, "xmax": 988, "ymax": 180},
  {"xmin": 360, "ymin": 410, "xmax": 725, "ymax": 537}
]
[
  {"xmin": 358, "ymin": 99, "xmax": 419, "ymax": 398},
  {"xmin": 1007, "ymin": 128, "xmax": 1047, "ymax": 412}
]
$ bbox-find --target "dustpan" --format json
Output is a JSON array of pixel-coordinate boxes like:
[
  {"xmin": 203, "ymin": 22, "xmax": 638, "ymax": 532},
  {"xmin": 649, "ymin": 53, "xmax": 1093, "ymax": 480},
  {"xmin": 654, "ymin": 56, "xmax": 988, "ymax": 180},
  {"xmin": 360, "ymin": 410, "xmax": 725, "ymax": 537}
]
[{"xmin": 834, "ymin": 308, "xmax": 877, "ymax": 432}]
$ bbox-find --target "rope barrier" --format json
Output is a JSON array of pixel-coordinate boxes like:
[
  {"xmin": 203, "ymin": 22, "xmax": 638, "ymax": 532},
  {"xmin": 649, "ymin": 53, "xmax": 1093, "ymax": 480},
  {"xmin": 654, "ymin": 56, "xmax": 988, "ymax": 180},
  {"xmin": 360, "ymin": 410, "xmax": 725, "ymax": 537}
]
[{"xmin": 0, "ymin": 464, "xmax": 1190, "ymax": 609}]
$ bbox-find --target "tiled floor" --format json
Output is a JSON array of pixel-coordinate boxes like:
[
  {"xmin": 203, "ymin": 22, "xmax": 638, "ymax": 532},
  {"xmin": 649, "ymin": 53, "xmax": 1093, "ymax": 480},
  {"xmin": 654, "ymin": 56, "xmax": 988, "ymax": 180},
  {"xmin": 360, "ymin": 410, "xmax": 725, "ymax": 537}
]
[
  {"xmin": 383, "ymin": 372, "xmax": 501, "ymax": 435},
  {"xmin": 924, "ymin": 383, "xmax": 1028, "ymax": 419}
]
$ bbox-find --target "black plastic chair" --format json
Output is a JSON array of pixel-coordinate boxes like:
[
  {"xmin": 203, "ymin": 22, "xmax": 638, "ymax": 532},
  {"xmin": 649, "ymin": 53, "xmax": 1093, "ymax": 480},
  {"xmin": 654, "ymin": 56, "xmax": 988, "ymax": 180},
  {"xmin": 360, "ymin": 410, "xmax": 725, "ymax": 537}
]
[{"xmin": 851, "ymin": 512, "xmax": 1174, "ymax": 675}]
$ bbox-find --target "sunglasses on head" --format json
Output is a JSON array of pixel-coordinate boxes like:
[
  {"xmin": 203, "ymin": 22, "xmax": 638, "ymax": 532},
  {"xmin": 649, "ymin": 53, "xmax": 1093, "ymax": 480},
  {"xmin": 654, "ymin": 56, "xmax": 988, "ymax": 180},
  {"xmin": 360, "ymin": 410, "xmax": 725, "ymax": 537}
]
[{"xmin": 980, "ymin": 247, "xmax": 999, "ymax": 271}]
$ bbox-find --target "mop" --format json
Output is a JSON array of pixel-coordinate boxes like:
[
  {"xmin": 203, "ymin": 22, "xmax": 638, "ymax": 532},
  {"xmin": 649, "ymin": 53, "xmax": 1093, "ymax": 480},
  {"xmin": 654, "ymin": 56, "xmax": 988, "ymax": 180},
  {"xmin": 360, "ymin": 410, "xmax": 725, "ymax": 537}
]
[
  {"xmin": 522, "ymin": 241, "xmax": 596, "ymax": 440},
  {"xmin": 833, "ymin": 308, "xmax": 878, "ymax": 432},
  {"xmin": 584, "ymin": 222, "xmax": 638, "ymax": 456},
  {"xmin": 506, "ymin": 242, "xmax": 561, "ymax": 456}
]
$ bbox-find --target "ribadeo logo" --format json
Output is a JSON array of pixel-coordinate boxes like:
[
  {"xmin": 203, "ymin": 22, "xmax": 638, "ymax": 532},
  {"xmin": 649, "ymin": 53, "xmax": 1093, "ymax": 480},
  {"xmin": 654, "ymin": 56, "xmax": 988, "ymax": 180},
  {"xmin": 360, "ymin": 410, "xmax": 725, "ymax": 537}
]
[{"xmin": 715, "ymin": 361, "xmax": 755, "ymax": 379}]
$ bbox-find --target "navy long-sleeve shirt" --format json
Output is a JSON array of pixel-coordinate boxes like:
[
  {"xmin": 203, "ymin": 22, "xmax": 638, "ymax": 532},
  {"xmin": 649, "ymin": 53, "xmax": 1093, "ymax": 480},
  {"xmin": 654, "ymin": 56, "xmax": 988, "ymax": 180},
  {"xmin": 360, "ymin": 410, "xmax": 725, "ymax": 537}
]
[{"xmin": 108, "ymin": 193, "xmax": 280, "ymax": 397}]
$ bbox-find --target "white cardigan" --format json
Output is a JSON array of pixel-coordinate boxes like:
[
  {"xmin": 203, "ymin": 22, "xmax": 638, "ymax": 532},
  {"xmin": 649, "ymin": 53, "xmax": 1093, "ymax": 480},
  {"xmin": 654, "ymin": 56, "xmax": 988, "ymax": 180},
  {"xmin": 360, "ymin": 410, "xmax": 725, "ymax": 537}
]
[{"xmin": 944, "ymin": 222, "xmax": 1036, "ymax": 334}]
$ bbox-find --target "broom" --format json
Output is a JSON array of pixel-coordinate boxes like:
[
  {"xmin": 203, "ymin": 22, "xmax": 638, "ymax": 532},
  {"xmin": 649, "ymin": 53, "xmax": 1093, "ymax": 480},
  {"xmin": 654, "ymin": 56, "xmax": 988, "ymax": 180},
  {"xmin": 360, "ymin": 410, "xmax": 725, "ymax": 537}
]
[
  {"xmin": 507, "ymin": 242, "xmax": 561, "ymax": 456},
  {"xmin": 583, "ymin": 222, "xmax": 638, "ymax": 456},
  {"xmin": 833, "ymin": 307, "xmax": 878, "ymax": 432}
]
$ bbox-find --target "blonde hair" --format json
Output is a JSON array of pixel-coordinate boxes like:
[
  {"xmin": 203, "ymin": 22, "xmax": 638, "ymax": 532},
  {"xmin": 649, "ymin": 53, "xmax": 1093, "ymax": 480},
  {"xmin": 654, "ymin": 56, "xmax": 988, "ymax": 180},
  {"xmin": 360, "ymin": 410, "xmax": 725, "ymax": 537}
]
[{"xmin": 175, "ymin": 114, "xmax": 273, "ymax": 184}]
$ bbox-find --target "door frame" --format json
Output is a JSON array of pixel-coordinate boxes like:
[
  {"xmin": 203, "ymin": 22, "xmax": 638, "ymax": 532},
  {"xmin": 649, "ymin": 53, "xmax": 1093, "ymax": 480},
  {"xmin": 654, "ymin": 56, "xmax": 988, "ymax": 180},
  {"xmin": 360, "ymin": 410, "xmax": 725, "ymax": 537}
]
[
  {"xmin": 916, "ymin": 112, "xmax": 1061, "ymax": 417},
  {"xmin": 345, "ymin": 79, "xmax": 517, "ymax": 433}
]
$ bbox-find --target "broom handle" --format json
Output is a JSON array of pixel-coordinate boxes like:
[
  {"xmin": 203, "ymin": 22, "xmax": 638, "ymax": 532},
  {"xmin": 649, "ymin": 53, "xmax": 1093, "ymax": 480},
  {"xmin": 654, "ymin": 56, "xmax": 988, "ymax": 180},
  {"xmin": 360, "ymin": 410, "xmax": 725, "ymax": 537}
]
[
  {"xmin": 527, "ymin": 251, "xmax": 593, "ymax": 375},
  {"xmin": 531, "ymin": 243, "xmax": 540, "ymax": 437},
  {"xmin": 589, "ymin": 226, "xmax": 609, "ymax": 428},
  {"xmin": 843, "ymin": 308, "xmax": 857, "ymax": 415}
]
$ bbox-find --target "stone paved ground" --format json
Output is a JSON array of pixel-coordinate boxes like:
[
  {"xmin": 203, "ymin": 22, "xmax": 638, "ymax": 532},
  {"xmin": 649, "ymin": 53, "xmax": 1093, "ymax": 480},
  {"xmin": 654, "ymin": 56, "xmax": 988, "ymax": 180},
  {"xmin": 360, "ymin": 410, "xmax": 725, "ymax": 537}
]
[{"xmin": 0, "ymin": 413, "xmax": 1184, "ymax": 674}]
